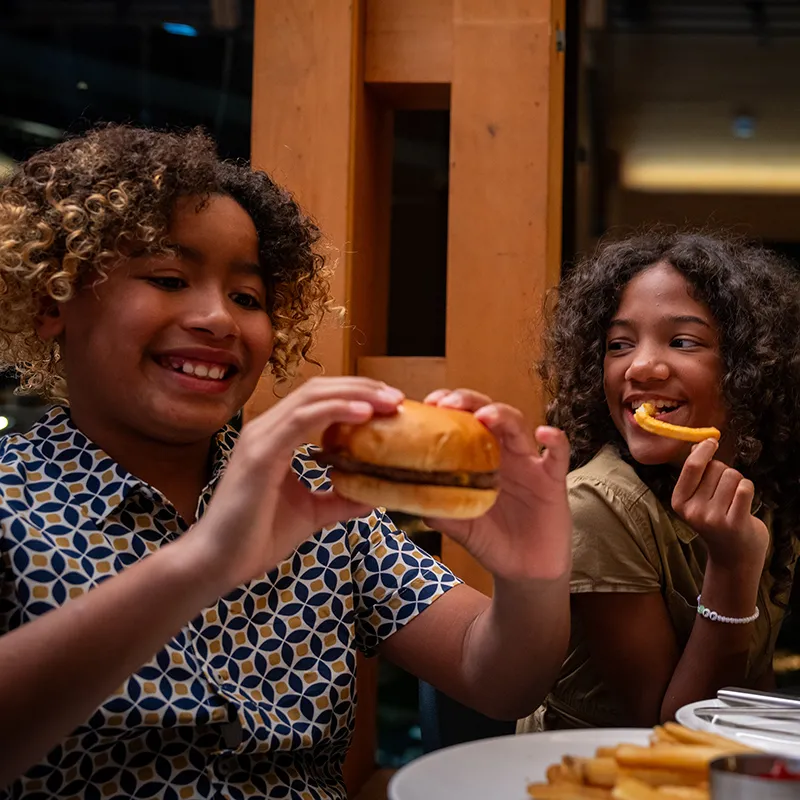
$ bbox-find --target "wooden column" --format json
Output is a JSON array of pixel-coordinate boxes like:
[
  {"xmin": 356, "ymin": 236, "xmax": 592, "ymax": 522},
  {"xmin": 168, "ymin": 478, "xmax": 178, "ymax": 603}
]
[
  {"xmin": 249, "ymin": 0, "xmax": 566, "ymax": 791},
  {"xmin": 441, "ymin": 0, "xmax": 566, "ymax": 594},
  {"xmin": 248, "ymin": 2, "xmax": 388, "ymax": 795},
  {"xmin": 248, "ymin": 0, "xmax": 395, "ymax": 419}
]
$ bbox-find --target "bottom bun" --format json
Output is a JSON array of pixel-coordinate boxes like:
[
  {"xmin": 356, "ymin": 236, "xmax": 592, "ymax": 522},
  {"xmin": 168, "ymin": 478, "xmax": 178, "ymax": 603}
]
[{"xmin": 331, "ymin": 471, "xmax": 499, "ymax": 519}]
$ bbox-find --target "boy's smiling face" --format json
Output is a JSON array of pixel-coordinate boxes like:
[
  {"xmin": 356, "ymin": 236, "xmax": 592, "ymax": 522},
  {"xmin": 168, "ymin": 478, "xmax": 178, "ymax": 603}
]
[{"xmin": 38, "ymin": 194, "xmax": 274, "ymax": 444}]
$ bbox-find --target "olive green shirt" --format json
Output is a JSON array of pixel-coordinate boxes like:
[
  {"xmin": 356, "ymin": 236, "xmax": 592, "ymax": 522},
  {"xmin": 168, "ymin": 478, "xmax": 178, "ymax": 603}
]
[{"xmin": 519, "ymin": 445, "xmax": 798, "ymax": 732}]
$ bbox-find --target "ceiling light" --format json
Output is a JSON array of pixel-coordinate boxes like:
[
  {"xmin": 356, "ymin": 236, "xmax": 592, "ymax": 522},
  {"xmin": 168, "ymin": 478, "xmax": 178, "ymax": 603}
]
[
  {"xmin": 162, "ymin": 22, "xmax": 198, "ymax": 37},
  {"xmin": 732, "ymin": 114, "xmax": 756, "ymax": 140},
  {"xmin": 622, "ymin": 159, "xmax": 800, "ymax": 194}
]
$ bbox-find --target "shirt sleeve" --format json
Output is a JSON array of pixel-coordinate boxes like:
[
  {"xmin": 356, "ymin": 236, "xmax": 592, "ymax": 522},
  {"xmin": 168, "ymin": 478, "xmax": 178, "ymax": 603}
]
[
  {"xmin": 348, "ymin": 509, "xmax": 462, "ymax": 656},
  {"xmin": 569, "ymin": 475, "xmax": 662, "ymax": 594}
]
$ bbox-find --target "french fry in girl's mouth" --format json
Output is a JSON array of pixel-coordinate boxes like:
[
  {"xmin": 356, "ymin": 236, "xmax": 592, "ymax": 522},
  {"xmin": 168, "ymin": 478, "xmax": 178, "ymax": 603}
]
[{"xmin": 634, "ymin": 403, "xmax": 720, "ymax": 443}]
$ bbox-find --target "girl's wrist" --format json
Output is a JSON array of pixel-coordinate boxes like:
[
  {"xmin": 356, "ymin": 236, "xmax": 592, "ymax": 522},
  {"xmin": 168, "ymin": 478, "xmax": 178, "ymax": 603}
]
[{"xmin": 700, "ymin": 558, "xmax": 762, "ymax": 618}]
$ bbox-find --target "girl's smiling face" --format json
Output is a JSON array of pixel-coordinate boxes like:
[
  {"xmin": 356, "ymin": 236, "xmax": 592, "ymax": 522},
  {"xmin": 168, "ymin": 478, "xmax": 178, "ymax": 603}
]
[{"xmin": 603, "ymin": 262, "xmax": 729, "ymax": 466}]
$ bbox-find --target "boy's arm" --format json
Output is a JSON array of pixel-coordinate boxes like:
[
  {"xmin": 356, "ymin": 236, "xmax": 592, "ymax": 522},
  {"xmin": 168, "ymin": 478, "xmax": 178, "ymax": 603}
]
[
  {"xmin": 380, "ymin": 388, "xmax": 573, "ymax": 719},
  {"xmin": 0, "ymin": 535, "xmax": 224, "ymax": 785},
  {"xmin": 380, "ymin": 575, "xmax": 569, "ymax": 720},
  {"xmin": 0, "ymin": 376, "xmax": 402, "ymax": 786}
]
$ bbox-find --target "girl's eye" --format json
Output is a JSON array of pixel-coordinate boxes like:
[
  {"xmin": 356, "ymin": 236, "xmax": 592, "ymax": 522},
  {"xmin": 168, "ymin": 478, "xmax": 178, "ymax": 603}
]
[
  {"xmin": 232, "ymin": 292, "xmax": 264, "ymax": 310},
  {"xmin": 606, "ymin": 340, "xmax": 633, "ymax": 352},
  {"xmin": 670, "ymin": 337, "xmax": 698, "ymax": 349},
  {"xmin": 147, "ymin": 276, "xmax": 186, "ymax": 291}
]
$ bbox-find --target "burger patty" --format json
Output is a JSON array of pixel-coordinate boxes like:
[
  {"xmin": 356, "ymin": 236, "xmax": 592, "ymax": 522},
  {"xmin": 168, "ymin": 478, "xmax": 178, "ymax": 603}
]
[{"xmin": 318, "ymin": 452, "xmax": 499, "ymax": 490}]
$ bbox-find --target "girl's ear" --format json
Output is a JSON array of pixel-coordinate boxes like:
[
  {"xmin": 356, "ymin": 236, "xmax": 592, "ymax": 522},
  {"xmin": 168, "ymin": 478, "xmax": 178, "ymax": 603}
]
[{"xmin": 34, "ymin": 302, "xmax": 65, "ymax": 341}]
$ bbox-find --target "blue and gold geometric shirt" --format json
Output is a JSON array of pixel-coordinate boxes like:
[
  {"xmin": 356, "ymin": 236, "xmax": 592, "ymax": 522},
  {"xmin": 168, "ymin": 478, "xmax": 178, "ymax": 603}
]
[{"xmin": 0, "ymin": 408, "xmax": 460, "ymax": 800}]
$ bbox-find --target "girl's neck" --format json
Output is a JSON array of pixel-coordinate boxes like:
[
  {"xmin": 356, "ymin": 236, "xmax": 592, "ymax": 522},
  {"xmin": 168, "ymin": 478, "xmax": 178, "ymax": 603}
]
[{"xmin": 66, "ymin": 406, "xmax": 214, "ymax": 524}]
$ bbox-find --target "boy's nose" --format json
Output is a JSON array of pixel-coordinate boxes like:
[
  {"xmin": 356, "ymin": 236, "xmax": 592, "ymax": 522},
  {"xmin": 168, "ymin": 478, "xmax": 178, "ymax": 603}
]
[{"xmin": 184, "ymin": 293, "xmax": 238, "ymax": 339}]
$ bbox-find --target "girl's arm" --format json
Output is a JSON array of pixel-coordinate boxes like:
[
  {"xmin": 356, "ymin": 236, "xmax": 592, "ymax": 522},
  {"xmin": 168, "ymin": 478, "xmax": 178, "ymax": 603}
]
[{"xmin": 575, "ymin": 440, "xmax": 768, "ymax": 725}]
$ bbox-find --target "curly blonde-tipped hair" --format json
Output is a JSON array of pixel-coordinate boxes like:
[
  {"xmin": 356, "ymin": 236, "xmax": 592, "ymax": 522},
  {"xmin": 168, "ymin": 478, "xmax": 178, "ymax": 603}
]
[{"xmin": 0, "ymin": 125, "xmax": 334, "ymax": 401}]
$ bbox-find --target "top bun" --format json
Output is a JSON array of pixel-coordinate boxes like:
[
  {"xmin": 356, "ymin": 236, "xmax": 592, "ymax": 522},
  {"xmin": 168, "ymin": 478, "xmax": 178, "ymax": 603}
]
[{"xmin": 322, "ymin": 399, "xmax": 500, "ymax": 473}]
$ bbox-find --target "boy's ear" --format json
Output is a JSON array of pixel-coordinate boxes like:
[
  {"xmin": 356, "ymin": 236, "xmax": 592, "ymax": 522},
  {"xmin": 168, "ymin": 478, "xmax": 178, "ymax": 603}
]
[{"xmin": 34, "ymin": 302, "xmax": 65, "ymax": 341}]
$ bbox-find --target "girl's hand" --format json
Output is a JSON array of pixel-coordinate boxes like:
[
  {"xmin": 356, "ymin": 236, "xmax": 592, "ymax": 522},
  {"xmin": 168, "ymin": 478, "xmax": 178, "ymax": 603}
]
[
  {"xmin": 671, "ymin": 439, "xmax": 769, "ymax": 570},
  {"xmin": 185, "ymin": 377, "xmax": 404, "ymax": 593},
  {"xmin": 422, "ymin": 389, "xmax": 572, "ymax": 582}
]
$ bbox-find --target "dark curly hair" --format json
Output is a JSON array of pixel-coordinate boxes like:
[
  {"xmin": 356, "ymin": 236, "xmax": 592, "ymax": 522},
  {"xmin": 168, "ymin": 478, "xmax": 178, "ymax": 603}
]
[
  {"xmin": 540, "ymin": 228, "xmax": 800, "ymax": 602},
  {"xmin": 0, "ymin": 124, "xmax": 334, "ymax": 400}
]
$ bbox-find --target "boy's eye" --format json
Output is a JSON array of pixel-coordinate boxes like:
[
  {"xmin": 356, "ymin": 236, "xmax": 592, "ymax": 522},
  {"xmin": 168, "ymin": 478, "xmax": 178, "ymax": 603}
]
[
  {"xmin": 670, "ymin": 337, "xmax": 698, "ymax": 349},
  {"xmin": 232, "ymin": 292, "xmax": 264, "ymax": 310},
  {"xmin": 606, "ymin": 340, "xmax": 633, "ymax": 352},
  {"xmin": 147, "ymin": 276, "xmax": 186, "ymax": 291}
]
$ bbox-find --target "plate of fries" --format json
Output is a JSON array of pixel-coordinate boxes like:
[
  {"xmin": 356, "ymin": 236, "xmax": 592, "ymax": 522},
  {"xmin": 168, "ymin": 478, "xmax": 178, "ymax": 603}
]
[
  {"xmin": 387, "ymin": 723, "xmax": 755, "ymax": 800},
  {"xmin": 527, "ymin": 722, "xmax": 759, "ymax": 800}
]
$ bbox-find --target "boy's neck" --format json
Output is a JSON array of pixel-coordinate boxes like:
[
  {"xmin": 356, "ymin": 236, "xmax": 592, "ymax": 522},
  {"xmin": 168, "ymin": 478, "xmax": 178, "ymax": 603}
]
[{"xmin": 67, "ymin": 408, "xmax": 214, "ymax": 524}]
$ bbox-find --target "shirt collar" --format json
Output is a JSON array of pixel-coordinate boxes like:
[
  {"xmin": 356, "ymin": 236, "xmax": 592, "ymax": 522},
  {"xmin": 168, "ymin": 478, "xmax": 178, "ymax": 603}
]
[{"xmin": 23, "ymin": 406, "xmax": 237, "ymax": 522}]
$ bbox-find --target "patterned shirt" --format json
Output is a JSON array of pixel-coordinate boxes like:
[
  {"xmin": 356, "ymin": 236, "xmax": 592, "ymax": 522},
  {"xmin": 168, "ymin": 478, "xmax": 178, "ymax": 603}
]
[{"xmin": 0, "ymin": 408, "xmax": 460, "ymax": 800}]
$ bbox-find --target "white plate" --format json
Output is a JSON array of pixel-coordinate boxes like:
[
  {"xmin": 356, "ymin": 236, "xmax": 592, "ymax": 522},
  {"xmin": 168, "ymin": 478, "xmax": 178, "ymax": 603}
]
[
  {"xmin": 676, "ymin": 698, "xmax": 800, "ymax": 758},
  {"xmin": 388, "ymin": 728, "xmax": 650, "ymax": 800}
]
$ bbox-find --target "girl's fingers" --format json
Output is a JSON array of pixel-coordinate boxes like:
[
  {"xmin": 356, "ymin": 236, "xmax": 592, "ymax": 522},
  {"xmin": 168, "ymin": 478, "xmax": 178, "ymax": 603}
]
[{"xmin": 672, "ymin": 439, "xmax": 720, "ymax": 510}]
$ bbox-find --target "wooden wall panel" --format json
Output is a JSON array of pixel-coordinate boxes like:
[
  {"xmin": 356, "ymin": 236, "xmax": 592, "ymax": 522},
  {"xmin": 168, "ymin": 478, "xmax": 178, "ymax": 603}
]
[
  {"xmin": 248, "ymin": 1, "xmax": 394, "ymax": 420},
  {"xmin": 249, "ymin": 3, "xmax": 381, "ymax": 794},
  {"xmin": 249, "ymin": 0, "xmax": 354, "ymax": 400},
  {"xmin": 357, "ymin": 356, "xmax": 447, "ymax": 400},
  {"xmin": 441, "ymin": 0, "xmax": 566, "ymax": 592},
  {"xmin": 365, "ymin": 0, "xmax": 453, "ymax": 85}
]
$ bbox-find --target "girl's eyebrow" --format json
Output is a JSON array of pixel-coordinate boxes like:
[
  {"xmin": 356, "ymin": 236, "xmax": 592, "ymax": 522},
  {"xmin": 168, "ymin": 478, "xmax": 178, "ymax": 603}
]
[
  {"xmin": 669, "ymin": 314, "xmax": 711, "ymax": 328},
  {"xmin": 608, "ymin": 317, "xmax": 633, "ymax": 329},
  {"xmin": 608, "ymin": 315, "xmax": 710, "ymax": 329}
]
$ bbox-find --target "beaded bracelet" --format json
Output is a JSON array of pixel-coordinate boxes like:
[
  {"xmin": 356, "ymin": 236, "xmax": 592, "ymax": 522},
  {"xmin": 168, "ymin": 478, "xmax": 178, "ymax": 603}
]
[{"xmin": 696, "ymin": 595, "xmax": 760, "ymax": 625}]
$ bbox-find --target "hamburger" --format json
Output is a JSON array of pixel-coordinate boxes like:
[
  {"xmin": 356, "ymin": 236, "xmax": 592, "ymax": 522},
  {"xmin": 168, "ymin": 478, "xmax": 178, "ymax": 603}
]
[{"xmin": 319, "ymin": 399, "xmax": 501, "ymax": 519}]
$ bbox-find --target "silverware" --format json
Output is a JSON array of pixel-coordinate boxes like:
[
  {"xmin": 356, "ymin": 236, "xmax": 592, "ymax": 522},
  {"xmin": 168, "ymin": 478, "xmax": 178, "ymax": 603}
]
[
  {"xmin": 718, "ymin": 687, "xmax": 800, "ymax": 710},
  {"xmin": 693, "ymin": 705, "xmax": 800, "ymax": 740},
  {"xmin": 698, "ymin": 706, "xmax": 800, "ymax": 718}
]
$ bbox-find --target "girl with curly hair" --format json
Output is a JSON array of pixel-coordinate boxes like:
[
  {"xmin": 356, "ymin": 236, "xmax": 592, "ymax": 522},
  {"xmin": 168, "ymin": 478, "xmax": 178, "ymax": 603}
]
[
  {"xmin": 519, "ymin": 229, "xmax": 800, "ymax": 732},
  {"xmin": 0, "ymin": 125, "xmax": 573, "ymax": 799}
]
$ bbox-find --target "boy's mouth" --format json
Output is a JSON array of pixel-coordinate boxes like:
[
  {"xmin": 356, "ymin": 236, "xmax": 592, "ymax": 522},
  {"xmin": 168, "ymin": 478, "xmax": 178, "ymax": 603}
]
[{"xmin": 157, "ymin": 356, "xmax": 235, "ymax": 382}]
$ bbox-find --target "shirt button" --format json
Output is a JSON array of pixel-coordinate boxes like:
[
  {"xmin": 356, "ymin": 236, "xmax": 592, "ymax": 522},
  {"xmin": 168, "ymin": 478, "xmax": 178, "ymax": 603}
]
[{"xmin": 215, "ymin": 754, "xmax": 237, "ymax": 778}]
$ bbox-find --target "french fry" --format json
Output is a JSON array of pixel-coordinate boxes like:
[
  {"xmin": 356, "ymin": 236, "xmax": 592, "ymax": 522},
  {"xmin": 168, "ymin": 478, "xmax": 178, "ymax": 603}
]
[
  {"xmin": 661, "ymin": 722, "xmax": 756, "ymax": 753},
  {"xmin": 615, "ymin": 744, "xmax": 725, "ymax": 773},
  {"xmin": 584, "ymin": 758, "xmax": 619, "ymax": 788},
  {"xmin": 547, "ymin": 763, "xmax": 574, "ymax": 784},
  {"xmin": 655, "ymin": 788, "xmax": 709, "ymax": 800},
  {"xmin": 651, "ymin": 726, "xmax": 680, "ymax": 746},
  {"xmin": 560, "ymin": 756, "xmax": 619, "ymax": 788},
  {"xmin": 528, "ymin": 783, "xmax": 612, "ymax": 799},
  {"xmin": 633, "ymin": 403, "xmax": 720, "ymax": 443},
  {"xmin": 561, "ymin": 756, "xmax": 585, "ymax": 782},
  {"xmin": 612, "ymin": 777, "xmax": 662, "ymax": 800},
  {"xmin": 619, "ymin": 769, "xmax": 707, "ymax": 788},
  {"xmin": 596, "ymin": 747, "xmax": 620, "ymax": 759}
]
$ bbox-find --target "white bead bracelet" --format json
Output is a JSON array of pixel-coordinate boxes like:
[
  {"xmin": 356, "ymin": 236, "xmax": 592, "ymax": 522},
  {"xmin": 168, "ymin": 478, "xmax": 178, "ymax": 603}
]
[{"xmin": 696, "ymin": 596, "xmax": 760, "ymax": 625}]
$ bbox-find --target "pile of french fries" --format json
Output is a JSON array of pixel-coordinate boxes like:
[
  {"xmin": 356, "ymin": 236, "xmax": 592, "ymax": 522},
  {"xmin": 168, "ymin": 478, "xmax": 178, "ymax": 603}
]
[{"xmin": 527, "ymin": 722, "xmax": 758, "ymax": 800}]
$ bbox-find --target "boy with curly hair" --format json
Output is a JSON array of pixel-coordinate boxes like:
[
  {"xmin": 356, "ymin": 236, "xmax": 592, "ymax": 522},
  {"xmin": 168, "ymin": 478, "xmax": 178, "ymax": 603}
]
[{"xmin": 0, "ymin": 126, "xmax": 572, "ymax": 799}]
